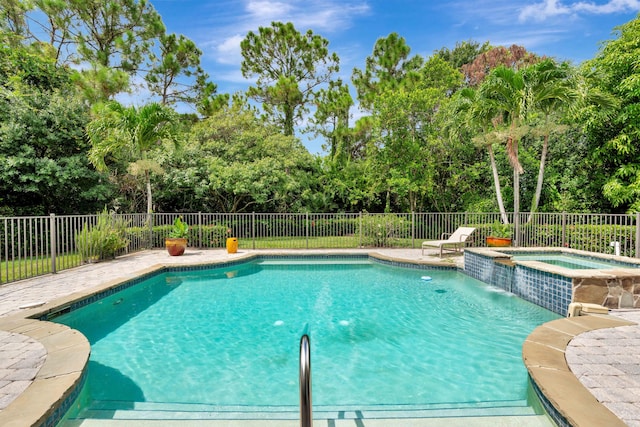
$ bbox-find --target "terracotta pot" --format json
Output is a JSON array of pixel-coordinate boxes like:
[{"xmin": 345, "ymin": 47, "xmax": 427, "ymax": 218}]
[
  {"xmin": 486, "ymin": 236, "xmax": 512, "ymax": 247},
  {"xmin": 166, "ymin": 237, "xmax": 187, "ymax": 256}
]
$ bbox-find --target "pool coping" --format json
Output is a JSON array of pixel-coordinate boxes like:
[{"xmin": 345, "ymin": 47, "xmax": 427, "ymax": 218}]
[
  {"xmin": 523, "ymin": 314, "xmax": 635, "ymax": 427},
  {"xmin": 0, "ymin": 249, "xmax": 635, "ymax": 426}
]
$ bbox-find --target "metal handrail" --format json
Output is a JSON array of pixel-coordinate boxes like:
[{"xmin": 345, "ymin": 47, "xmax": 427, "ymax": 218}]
[{"xmin": 299, "ymin": 333, "xmax": 312, "ymax": 427}]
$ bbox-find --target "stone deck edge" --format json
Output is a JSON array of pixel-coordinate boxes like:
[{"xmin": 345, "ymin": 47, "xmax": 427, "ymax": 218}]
[{"xmin": 523, "ymin": 314, "xmax": 636, "ymax": 427}]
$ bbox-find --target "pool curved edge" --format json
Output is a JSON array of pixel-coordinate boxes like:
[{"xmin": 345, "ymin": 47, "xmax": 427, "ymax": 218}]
[
  {"xmin": 523, "ymin": 314, "xmax": 634, "ymax": 427},
  {"xmin": 0, "ymin": 318, "xmax": 89, "ymax": 427}
]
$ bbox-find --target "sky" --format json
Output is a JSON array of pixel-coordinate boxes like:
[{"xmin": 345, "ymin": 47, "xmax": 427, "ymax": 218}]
[{"xmin": 148, "ymin": 0, "xmax": 640, "ymax": 153}]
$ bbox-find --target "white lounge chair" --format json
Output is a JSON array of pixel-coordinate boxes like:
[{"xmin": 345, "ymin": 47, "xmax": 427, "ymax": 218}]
[{"xmin": 422, "ymin": 226, "xmax": 476, "ymax": 257}]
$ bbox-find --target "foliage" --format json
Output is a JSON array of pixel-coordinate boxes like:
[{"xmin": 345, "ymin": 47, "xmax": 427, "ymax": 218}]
[
  {"xmin": 434, "ymin": 39, "xmax": 491, "ymax": 69},
  {"xmin": 0, "ymin": 42, "xmax": 114, "ymax": 215},
  {"xmin": 86, "ymin": 101, "xmax": 178, "ymax": 214},
  {"xmin": 169, "ymin": 216, "xmax": 189, "ymax": 238},
  {"xmin": 310, "ymin": 79, "xmax": 353, "ymax": 159},
  {"xmin": 490, "ymin": 221, "xmax": 512, "ymax": 238},
  {"xmin": 75, "ymin": 209, "xmax": 129, "ymax": 262},
  {"xmin": 240, "ymin": 21, "xmax": 339, "ymax": 136},
  {"xmin": 166, "ymin": 104, "xmax": 317, "ymax": 213},
  {"xmin": 145, "ymin": 32, "xmax": 217, "ymax": 110},
  {"xmin": 32, "ymin": 0, "xmax": 165, "ymax": 101},
  {"xmin": 586, "ymin": 16, "xmax": 640, "ymax": 213},
  {"xmin": 358, "ymin": 213, "xmax": 411, "ymax": 247},
  {"xmin": 352, "ymin": 32, "xmax": 423, "ymax": 111},
  {"xmin": 462, "ymin": 44, "xmax": 543, "ymax": 87}
]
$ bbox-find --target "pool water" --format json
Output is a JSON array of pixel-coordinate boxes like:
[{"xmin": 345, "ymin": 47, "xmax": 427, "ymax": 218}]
[
  {"xmin": 513, "ymin": 254, "xmax": 636, "ymax": 270},
  {"xmin": 56, "ymin": 259, "xmax": 559, "ymax": 414}
]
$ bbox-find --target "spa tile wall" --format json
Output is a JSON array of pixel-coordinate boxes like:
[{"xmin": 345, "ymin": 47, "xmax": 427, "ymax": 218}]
[{"xmin": 464, "ymin": 251, "xmax": 571, "ymax": 315}]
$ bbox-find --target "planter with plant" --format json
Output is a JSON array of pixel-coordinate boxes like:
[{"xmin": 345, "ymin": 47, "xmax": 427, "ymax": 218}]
[
  {"xmin": 166, "ymin": 217, "xmax": 189, "ymax": 256},
  {"xmin": 486, "ymin": 221, "xmax": 512, "ymax": 247}
]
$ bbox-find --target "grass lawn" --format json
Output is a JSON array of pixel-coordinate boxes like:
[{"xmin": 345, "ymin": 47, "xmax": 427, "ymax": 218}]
[{"xmin": 0, "ymin": 253, "xmax": 82, "ymax": 284}]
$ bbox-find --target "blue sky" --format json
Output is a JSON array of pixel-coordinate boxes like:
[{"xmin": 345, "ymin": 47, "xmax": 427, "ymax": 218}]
[{"xmin": 150, "ymin": 0, "xmax": 640, "ymax": 152}]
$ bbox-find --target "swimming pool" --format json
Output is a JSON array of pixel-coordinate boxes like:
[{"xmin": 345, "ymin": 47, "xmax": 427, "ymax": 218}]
[{"xmin": 56, "ymin": 257, "xmax": 559, "ymax": 421}]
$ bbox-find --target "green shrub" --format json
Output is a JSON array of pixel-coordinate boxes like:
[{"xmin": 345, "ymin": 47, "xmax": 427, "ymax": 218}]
[
  {"xmin": 75, "ymin": 209, "xmax": 129, "ymax": 262},
  {"xmin": 358, "ymin": 214, "xmax": 411, "ymax": 247}
]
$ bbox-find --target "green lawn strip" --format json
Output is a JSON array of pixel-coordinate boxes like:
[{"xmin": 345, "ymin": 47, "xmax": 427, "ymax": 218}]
[{"xmin": 0, "ymin": 253, "xmax": 82, "ymax": 284}]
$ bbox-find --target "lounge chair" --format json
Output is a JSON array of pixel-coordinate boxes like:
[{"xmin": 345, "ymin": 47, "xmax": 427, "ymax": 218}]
[{"xmin": 421, "ymin": 226, "xmax": 476, "ymax": 257}]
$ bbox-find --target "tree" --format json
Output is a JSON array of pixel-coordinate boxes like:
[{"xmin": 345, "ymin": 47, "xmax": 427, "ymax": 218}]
[
  {"xmin": 145, "ymin": 32, "xmax": 218, "ymax": 110},
  {"xmin": 446, "ymin": 86, "xmax": 510, "ymax": 221},
  {"xmin": 184, "ymin": 104, "xmax": 317, "ymax": 212},
  {"xmin": 0, "ymin": 0, "xmax": 30, "ymax": 46},
  {"xmin": 462, "ymin": 45, "xmax": 542, "ymax": 87},
  {"xmin": 434, "ymin": 39, "xmax": 490, "ymax": 70},
  {"xmin": 0, "ymin": 41, "xmax": 113, "ymax": 215},
  {"xmin": 310, "ymin": 79, "xmax": 353, "ymax": 160},
  {"xmin": 241, "ymin": 21, "xmax": 339, "ymax": 136},
  {"xmin": 86, "ymin": 101, "xmax": 177, "ymax": 215},
  {"xmin": 585, "ymin": 16, "xmax": 640, "ymax": 212},
  {"xmin": 479, "ymin": 66, "xmax": 529, "ymax": 238},
  {"xmin": 29, "ymin": 0, "xmax": 165, "ymax": 101},
  {"xmin": 370, "ymin": 57, "xmax": 464, "ymax": 212},
  {"xmin": 352, "ymin": 32, "xmax": 423, "ymax": 110},
  {"xmin": 524, "ymin": 60, "xmax": 572, "ymax": 216}
]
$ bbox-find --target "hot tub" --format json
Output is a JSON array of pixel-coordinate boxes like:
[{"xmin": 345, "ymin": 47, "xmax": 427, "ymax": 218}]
[{"xmin": 464, "ymin": 247, "xmax": 640, "ymax": 314}]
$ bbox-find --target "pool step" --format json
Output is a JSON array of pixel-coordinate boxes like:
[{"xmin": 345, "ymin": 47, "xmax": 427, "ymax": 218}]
[
  {"xmin": 70, "ymin": 399, "xmax": 544, "ymax": 421},
  {"xmin": 62, "ymin": 415, "xmax": 555, "ymax": 427}
]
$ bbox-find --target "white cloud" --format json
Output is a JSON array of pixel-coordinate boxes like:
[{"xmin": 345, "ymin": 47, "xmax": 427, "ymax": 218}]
[
  {"xmin": 245, "ymin": 1, "xmax": 294, "ymax": 21},
  {"xmin": 573, "ymin": 0, "xmax": 640, "ymax": 14},
  {"xmin": 519, "ymin": 0, "xmax": 640, "ymax": 22},
  {"xmin": 203, "ymin": 0, "xmax": 370, "ymax": 66},
  {"xmin": 215, "ymin": 35, "xmax": 245, "ymax": 65}
]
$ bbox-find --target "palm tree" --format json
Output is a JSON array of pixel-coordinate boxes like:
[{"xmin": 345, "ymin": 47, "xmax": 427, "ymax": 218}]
[
  {"xmin": 86, "ymin": 101, "xmax": 177, "ymax": 214},
  {"xmin": 524, "ymin": 60, "xmax": 572, "ymax": 218},
  {"xmin": 446, "ymin": 87, "xmax": 509, "ymax": 224},
  {"xmin": 478, "ymin": 66, "xmax": 529, "ymax": 243}
]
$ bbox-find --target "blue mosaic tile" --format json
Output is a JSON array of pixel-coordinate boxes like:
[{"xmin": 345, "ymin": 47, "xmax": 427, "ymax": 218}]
[
  {"xmin": 464, "ymin": 251, "xmax": 571, "ymax": 315},
  {"xmin": 530, "ymin": 376, "xmax": 570, "ymax": 427},
  {"xmin": 40, "ymin": 368, "xmax": 87, "ymax": 427}
]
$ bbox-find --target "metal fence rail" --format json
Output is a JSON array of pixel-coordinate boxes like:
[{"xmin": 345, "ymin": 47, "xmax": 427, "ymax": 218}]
[{"xmin": 1, "ymin": 211, "xmax": 638, "ymax": 285}]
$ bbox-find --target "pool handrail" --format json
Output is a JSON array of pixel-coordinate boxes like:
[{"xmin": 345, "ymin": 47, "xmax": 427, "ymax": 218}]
[{"xmin": 299, "ymin": 333, "xmax": 312, "ymax": 427}]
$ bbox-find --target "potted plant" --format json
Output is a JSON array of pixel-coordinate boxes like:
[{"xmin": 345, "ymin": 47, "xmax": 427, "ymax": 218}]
[
  {"xmin": 165, "ymin": 216, "xmax": 189, "ymax": 256},
  {"xmin": 486, "ymin": 221, "xmax": 512, "ymax": 247}
]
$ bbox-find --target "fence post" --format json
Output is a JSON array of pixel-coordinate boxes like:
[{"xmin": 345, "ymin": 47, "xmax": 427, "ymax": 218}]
[
  {"xmin": 49, "ymin": 213, "xmax": 57, "ymax": 274},
  {"xmin": 252, "ymin": 212, "xmax": 256, "ymax": 250},
  {"xmin": 359, "ymin": 212, "xmax": 362, "ymax": 248},
  {"xmin": 633, "ymin": 212, "xmax": 640, "ymax": 258},
  {"xmin": 561, "ymin": 212, "xmax": 567, "ymax": 248},
  {"xmin": 306, "ymin": 212, "xmax": 309, "ymax": 250},
  {"xmin": 411, "ymin": 211, "xmax": 415, "ymax": 249},
  {"xmin": 198, "ymin": 212, "xmax": 203, "ymax": 249},
  {"xmin": 148, "ymin": 213, "xmax": 154, "ymax": 249}
]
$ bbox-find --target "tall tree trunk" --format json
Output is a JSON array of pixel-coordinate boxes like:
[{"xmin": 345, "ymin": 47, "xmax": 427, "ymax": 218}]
[
  {"xmin": 528, "ymin": 133, "xmax": 549, "ymax": 223},
  {"xmin": 145, "ymin": 170, "xmax": 153, "ymax": 215},
  {"xmin": 512, "ymin": 139, "xmax": 521, "ymax": 246},
  {"xmin": 488, "ymin": 144, "xmax": 509, "ymax": 224}
]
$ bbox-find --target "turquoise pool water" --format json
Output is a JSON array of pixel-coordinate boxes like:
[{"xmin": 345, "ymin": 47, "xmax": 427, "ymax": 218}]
[
  {"xmin": 56, "ymin": 258, "xmax": 559, "ymax": 414},
  {"xmin": 513, "ymin": 253, "xmax": 638, "ymax": 270}
]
